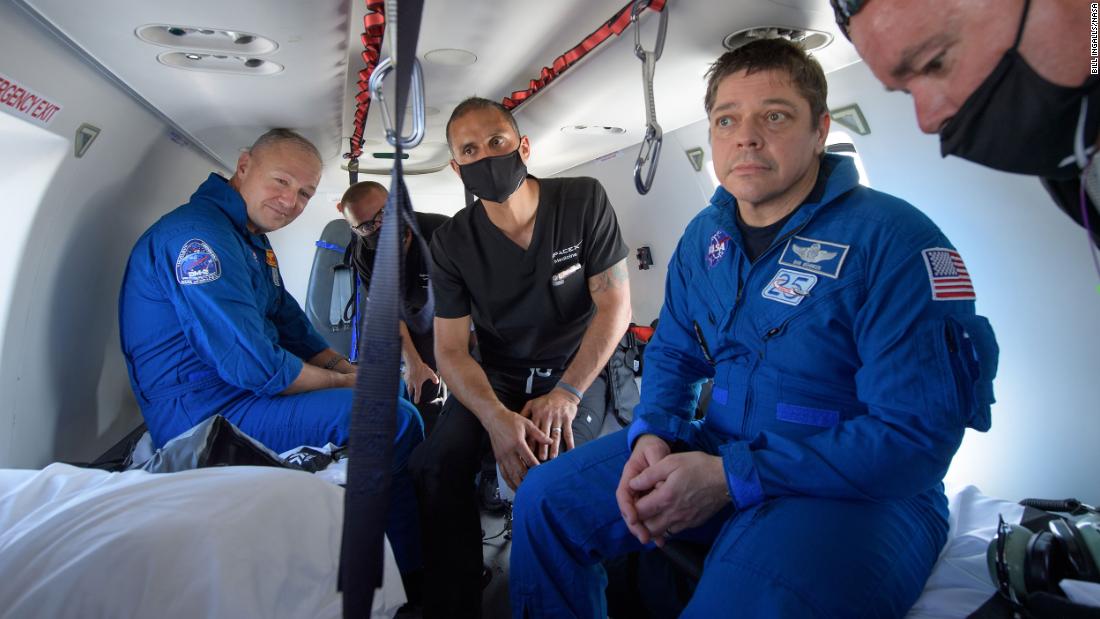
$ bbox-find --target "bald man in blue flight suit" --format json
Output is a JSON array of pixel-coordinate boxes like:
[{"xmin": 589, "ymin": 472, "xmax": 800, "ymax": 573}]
[
  {"xmin": 118, "ymin": 129, "xmax": 422, "ymax": 575},
  {"xmin": 510, "ymin": 40, "xmax": 1000, "ymax": 617}
]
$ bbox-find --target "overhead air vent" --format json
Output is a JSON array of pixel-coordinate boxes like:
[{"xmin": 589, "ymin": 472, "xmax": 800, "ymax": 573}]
[
  {"xmin": 157, "ymin": 52, "xmax": 283, "ymax": 76},
  {"xmin": 723, "ymin": 26, "xmax": 833, "ymax": 53},
  {"xmin": 136, "ymin": 25, "xmax": 278, "ymax": 55},
  {"xmin": 560, "ymin": 125, "xmax": 627, "ymax": 136}
]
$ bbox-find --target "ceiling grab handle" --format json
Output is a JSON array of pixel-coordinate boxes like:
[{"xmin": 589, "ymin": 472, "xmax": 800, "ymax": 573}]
[
  {"xmin": 368, "ymin": 56, "xmax": 426, "ymax": 149},
  {"xmin": 632, "ymin": 0, "xmax": 668, "ymax": 195}
]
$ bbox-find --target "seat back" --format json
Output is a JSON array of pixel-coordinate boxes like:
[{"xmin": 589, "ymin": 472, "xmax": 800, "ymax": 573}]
[{"xmin": 304, "ymin": 219, "xmax": 355, "ymax": 357}]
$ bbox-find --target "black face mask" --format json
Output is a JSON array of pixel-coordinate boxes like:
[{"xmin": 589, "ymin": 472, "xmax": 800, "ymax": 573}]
[
  {"xmin": 458, "ymin": 148, "xmax": 528, "ymax": 203},
  {"xmin": 939, "ymin": 0, "xmax": 1100, "ymax": 180},
  {"xmin": 361, "ymin": 232, "xmax": 379, "ymax": 251}
]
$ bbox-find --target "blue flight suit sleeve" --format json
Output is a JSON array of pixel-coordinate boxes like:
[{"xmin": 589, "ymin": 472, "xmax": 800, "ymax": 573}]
[
  {"xmin": 157, "ymin": 226, "xmax": 304, "ymax": 395},
  {"xmin": 273, "ymin": 285, "xmax": 330, "ymax": 361},
  {"xmin": 722, "ymin": 227, "xmax": 998, "ymax": 509},
  {"xmin": 627, "ymin": 232, "xmax": 716, "ymax": 446}
]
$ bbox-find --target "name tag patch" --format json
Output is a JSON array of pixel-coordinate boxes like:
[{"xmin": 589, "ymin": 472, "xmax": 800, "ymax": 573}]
[
  {"xmin": 175, "ymin": 239, "xmax": 221, "ymax": 285},
  {"xmin": 762, "ymin": 268, "xmax": 818, "ymax": 306},
  {"xmin": 265, "ymin": 249, "xmax": 281, "ymax": 287},
  {"xmin": 778, "ymin": 236, "xmax": 850, "ymax": 279}
]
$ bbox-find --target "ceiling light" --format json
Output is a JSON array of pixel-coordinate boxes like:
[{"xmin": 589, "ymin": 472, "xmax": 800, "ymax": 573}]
[
  {"xmin": 424, "ymin": 48, "xmax": 477, "ymax": 67},
  {"xmin": 722, "ymin": 26, "xmax": 832, "ymax": 53},
  {"xmin": 136, "ymin": 24, "xmax": 278, "ymax": 55},
  {"xmin": 158, "ymin": 52, "xmax": 283, "ymax": 75}
]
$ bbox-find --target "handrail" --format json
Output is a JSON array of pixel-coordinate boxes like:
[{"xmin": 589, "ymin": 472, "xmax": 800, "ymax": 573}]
[{"xmin": 631, "ymin": 0, "xmax": 669, "ymax": 195}]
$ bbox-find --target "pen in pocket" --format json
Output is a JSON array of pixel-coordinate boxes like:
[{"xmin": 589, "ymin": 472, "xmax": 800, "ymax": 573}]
[{"xmin": 551, "ymin": 263, "xmax": 582, "ymax": 287}]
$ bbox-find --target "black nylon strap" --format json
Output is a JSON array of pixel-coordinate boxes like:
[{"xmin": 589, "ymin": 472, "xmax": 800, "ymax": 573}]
[{"xmin": 339, "ymin": 1, "xmax": 425, "ymax": 616}]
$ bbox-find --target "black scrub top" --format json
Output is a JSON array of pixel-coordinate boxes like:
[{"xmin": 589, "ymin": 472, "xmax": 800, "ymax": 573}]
[{"xmin": 431, "ymin": 176, "xmax": 628, "ymax": 369}]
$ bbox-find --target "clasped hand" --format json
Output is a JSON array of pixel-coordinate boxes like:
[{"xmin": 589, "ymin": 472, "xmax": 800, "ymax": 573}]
[
  {"xmin": 520, "ymin": 387, "xmax": 579, "ymax": 461},
  {"xmin": 488, "ymin": 408, "xmax": 551, "ymax": 491},
  {"xmin": 615, "ymin": 434, "xmax": 730, "ymax": 547}
]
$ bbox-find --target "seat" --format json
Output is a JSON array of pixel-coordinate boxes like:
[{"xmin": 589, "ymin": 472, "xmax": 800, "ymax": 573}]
[{"xmin": 304, "ymin": 219, "xmax": 355, "ymax": 357}]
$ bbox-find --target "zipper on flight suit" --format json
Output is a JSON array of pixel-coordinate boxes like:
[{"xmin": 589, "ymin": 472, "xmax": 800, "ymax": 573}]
[
  {"xmin": 730, "ymin": 224, "xmax": 808, "ymax": 438},
  {"xmin": 726, "ymin": 224, "xmax": 806, "ymax": 327}
]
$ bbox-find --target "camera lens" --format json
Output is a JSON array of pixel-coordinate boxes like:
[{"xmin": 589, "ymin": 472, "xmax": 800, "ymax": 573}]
[
  {"xmin": 244, "ymin": 58, "xmax": 263, "ymax": 68},
  {"xmin": 167, "ymin": 27, "xmax": 186, "ymax": 36}
]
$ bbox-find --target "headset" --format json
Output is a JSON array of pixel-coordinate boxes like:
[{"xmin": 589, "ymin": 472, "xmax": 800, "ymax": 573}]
[{"xmin": 987, "ymin": 499, "xmax": 1100, "ymax": 604}]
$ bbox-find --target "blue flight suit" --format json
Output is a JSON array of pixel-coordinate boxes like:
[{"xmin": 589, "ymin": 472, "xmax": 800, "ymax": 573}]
[
  {"xmin": 510, "ymin": 155, "xmax": 999, "ymax": 617},
  {"xmin": 118, "ymin": 173, "xmax": 423, "ymax": 571}
]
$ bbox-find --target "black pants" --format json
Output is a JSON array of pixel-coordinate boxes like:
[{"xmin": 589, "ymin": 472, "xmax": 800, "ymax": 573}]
[
  {"xmin": 409, "ymin": 379, "xmax": 445, "ymax": 437},
  {"xmin": 409, "ymin": 366, "xmax": 608, "ymax": 619}
]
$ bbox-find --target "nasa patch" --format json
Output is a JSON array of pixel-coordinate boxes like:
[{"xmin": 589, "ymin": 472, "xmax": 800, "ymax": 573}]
[
  {"xmin": 762, "ymin": 268, "xmax": 818, "ymax": 306},
  {"xmin": 777, "ymin": 236, "xmax": 850, "ymax": 279},
  {"xmin": 706, "ymin": 230, "xmax": 732, "ymax": 269},
  {"xmin": 175, "ymin": 239, "xmax": 221, "ymax": 285}
]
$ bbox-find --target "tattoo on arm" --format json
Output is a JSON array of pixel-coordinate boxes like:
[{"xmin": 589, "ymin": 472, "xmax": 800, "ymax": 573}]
[{"xmin": 588, "ymin": 259, "xmax": 629, "ymax": 294}]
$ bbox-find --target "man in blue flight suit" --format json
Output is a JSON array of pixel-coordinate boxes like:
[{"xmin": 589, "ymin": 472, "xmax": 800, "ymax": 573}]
[
  {"xmin": 118, "ymin": 128, "xmax": 423, "ymax": 575},
  {"xmin": 510, "ymin": 39, "xmax": 1000, "ymax": 617}
]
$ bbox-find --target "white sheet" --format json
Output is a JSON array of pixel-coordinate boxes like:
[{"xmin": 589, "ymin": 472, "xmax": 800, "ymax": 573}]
[
  {"xmin": 905, "ymin": 485, "xmax": 1025, "ymax": 619},
  {"xmin": 0, "ymin": 463, "xmax": 405, "ymax": 619}
]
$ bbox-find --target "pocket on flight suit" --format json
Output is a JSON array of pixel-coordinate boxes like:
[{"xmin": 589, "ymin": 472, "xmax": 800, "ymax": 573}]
[
  {"xmin": 774, "ymin": 373, "xmax": 863, "ymax": 439},
  {"xmin": 941, "ymin": 314, "xmax": 999, "ymax": 431},
  {"xmin": 909, "ymin": 313, "xmax": 999, "ymax": 433}
]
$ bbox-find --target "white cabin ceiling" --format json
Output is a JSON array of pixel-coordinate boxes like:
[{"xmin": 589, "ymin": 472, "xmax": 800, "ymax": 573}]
[{"xmin": 14, "ymin": 0, "xmax": 859, "ymax": 201}]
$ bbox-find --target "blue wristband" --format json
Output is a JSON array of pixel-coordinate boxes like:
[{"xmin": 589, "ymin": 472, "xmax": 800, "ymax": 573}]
[{"xmin": 555, "ymin": 380, "xmax": 584, "ymax": 401}]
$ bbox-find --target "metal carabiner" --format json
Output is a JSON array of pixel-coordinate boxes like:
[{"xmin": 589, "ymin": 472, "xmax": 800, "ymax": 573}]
[
  {"xmin": 632, "ymin": 0, "xmax": 668, "ymax": 62},
  {"xmin": 634, "ymin": 124, "xmax": 662, "ymax": 195},
  {"xmin": 632, "ymin": 0, "xmax": 667, "ymax": 195},
  {"xmin": 368, "ymin": 56, "xmax": 426, "ymax": 149}
]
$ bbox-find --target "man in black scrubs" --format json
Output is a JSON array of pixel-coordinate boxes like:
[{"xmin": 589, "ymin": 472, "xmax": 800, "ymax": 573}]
[
  {"xmin": 337, "ymin": 180, "xmax": 450, "ymax": 434},
  {"xmin": 409, "ymin": 97, "xmax": 633, "ymax": 618}
]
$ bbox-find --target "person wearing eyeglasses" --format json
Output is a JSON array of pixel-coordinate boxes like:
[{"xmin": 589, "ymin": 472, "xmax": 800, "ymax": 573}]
[{"xmin": 337, "ymin": 180, "xmax": 451, "ymax": 435}]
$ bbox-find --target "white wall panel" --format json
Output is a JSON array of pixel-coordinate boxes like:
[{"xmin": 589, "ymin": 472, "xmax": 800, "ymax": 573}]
[
  {"xmin": 556, "ymin": 133, "xmax": 714, "ymax": 325},
  {"xmin": 0, "ymin": 1, "xmax": 223, "ymax": 468}
]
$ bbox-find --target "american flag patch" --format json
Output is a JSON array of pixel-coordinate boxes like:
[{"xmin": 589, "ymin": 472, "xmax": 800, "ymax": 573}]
[{"xmin": 922, "ymin": 248, "xmax": 975, "ymax": 301}]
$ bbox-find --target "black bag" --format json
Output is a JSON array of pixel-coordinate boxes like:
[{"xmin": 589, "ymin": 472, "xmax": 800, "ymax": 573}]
[
  {"xmin": 139, "ymin": 415, "xmax": 287, "ymax": 473},
  {"xmin": 603, "ymin": 332, "xmax": 641, "ymax": 426}
]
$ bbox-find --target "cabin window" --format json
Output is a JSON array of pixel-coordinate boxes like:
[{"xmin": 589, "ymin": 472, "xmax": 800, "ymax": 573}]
[
  {"xmin": 825, "ymin": 131, "xmax": 871, "ymax": 187},
  {"xmin": 705, "ymin": 159, "xmax": 721, "ymax": 192}
]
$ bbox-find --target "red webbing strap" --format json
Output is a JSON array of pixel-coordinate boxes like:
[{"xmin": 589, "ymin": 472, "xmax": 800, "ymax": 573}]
[
  {"xmin": 501, "ymin": 0, "xmax": 666, "ymax": 110},
  {"xmin": 346, "ymin": 0, "xmax": 386, "ymax": 161}
]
